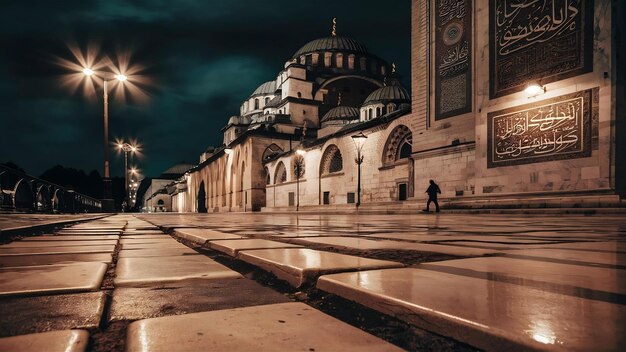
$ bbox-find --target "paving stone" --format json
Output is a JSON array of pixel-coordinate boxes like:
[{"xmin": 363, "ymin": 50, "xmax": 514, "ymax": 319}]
[
  {"xmin": 0, "ymin": 253, "xmax": 112, "ymax": 268},
  {"xmin": 317, "ymin": 268, "xmax": 626, "ymax": 352},
  {"xmin": 119, "ymin": 238, "xmax": 173, "ymax": 244},
  {"xmin": 125, "ymin": 302, "xmax": 402, "ymax": 352},
  {"xmin": 238, "ymin": 248, "xmax": 403, "ymax": 287},
  {"xmin": 0, "ymin": 245, "xmax": 115, "ymax": 256},
  {"xmin": 0, "ymin": 330, "xmax": 89, "ymax": 352},
  {"xmin": 503, "ymin": 248, "xmax": 626, "ymax": 266},
  {"xmin": 109, "ymin": 278, "xmax": 290, "ymax": 321},
  {"xmin": 0, "ymin": 292, "xmax": 106, "ymax": 337},
  {"xmin": 364, "ymin": 233, "xmax": 557, "ymax": 244},
  {"xmin": 22, "ymin": 235, "xmax": 120, "ymax": 241},
  {"xmin": 293, "ymin": 236, "xmax": 499, "ymax": 257},
  {"xmin": 421, "ymin": 257, "xmax": 626, "ymax": 295},
  {"xmin": 121, "ymin": 242, "xmax": 187, "ymax": 250},
  {"xmin": 114, "ymin": 256, "xmax": 242, "ymax": 287},
  {"xmin": 0, "ymin": 262, "xmax": 107, "ymax": 297},
  {"xmin": 173, "ymin": 228, "xmax": 243, "ymax": 245},
  {"xmin": 209, "ymin": 239, "xmax": 303, "ymax": 257},
  {"xmin": 539, "ymin": 241, "xmax": 626, "ymax": 253},
  {"xmin": 118, "ymin": 248, "xmax": 199, "ymax": 258},
  {"xmin": 3, "ymin": 240, "xmax": 118, "ymax": 248},
  {"xmin": 121, "ymin": 235, "xmax": 170, "ymax": 240}
]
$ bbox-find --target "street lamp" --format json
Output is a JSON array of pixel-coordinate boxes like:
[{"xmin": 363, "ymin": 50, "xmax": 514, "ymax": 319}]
[
  {"xmin": 351, "ymin": 131, "xmax": 368, "ymax": 209},
  {"xmin": 294, "ymin": 149, "xmax": 306, "ymax": 211},
  {"xmin": 117, "ymin": 142, "xmax": 138, "ymax": 211},
  {"xmin": 81, "ymin": 67, "xmax": 130, "ymax": 212}
]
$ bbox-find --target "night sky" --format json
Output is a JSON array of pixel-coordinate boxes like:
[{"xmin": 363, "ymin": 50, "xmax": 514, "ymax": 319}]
[{"xmin": 0, "ymin": 0, "xmax": 410, "ymax": 178}]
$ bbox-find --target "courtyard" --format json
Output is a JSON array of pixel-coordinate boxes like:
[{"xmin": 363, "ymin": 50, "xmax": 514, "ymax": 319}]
[{"xmin": 0, "ymin": 212, "xmax": 624, "ymax": 351}]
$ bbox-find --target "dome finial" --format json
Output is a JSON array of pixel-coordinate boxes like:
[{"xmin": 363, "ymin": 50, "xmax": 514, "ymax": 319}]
[
  {"xmin": 332, "ymin": 18, "xmax": 337, "ymax": 36},
  {"xmin": 392, "ymin": 62, "xmax": 396, "ymax": 74},
  {"xmin": 338, "ymin": 93, "xmax": 342, "ymax": 106}
]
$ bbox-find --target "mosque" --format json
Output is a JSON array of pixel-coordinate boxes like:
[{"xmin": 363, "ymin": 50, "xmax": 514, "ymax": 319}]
[{"xmin": 145, "ymin": 0, "xmax": 623, "ymax": 213}]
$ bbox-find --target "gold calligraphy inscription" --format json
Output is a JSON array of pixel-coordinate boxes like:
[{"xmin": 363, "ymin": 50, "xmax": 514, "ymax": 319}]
[
  {"xmin": 488, "ymin": 89, "xmax": 594, "ymax": 168},
  {"xmin": 490, "ymin": 0, "xmax": 593, "ymax": 98}
]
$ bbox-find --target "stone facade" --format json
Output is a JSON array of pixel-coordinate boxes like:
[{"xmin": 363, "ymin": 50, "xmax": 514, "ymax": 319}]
[{"xmin": 410, "ymin": 0, "xmax": 623, "ymax": 206}]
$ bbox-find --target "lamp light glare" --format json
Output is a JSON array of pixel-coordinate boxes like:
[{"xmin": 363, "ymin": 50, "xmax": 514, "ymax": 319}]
[
  {"xmin": 525, "ymin": 83, "xmax": 545, "ymax": 97},
  {"xmin": 82, "ymin": 68, "xmax": 94, "ymax": 76},
  {"xmin": 116, "ymin": 74, "xmax": 127, "ymax": 82},
  {"xmin": 296, "ymin": 149, "xmax": 306, "ymax": 156}
]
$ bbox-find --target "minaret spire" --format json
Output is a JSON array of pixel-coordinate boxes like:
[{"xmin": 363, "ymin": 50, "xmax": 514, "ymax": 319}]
[{"xmin": 332, "ymin": 18, "xmax": 337, "ymax": 36}]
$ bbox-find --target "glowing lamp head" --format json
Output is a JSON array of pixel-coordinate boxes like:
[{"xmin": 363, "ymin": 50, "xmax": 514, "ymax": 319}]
[
  {"xmin": 115, "ymin": 74, "xmax": 127, "ymax": 82},
  {"xmin": 82, "ymin": 68, "xmax": 94, "ymax": 76},
  {"xmin": 525, "ymin": 82, "xmax": 545, "ymax": 97},
  {"xmin": 351, "ymin": 131, "xmax": 368, "ymax": 153},
  {"xmin": 296, "ymin": 149, "xmax": 306, "ymax": 156}
]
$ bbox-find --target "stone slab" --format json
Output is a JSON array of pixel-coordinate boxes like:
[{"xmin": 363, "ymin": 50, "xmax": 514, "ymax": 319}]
[
  {"xmin": 114, "ymin": 256, "xmax": 242, "ymax": 287},
  {"xmin": 421, "ymin": 257, "xmax": 626, "ymax": 295},
  {"xmin": 125, "ymin": 302, "xmax": 403, "ymax": 352},
  {"xmin": 317, "ymin": 268, "xmax": 626, "ymax": 352},
  {"xmin": 118, "ymin": 249, "xmax": 199, "ymax": 258},
  {"xmin": 0, "ymin": 262, "xmax": 107, "ymax": 297},
  {"xmin": 293, "ymin": 237, "xmax": 499, "ymax": 257},
  {"xmin": 503, "ymin": 248, "xmax": 626, "ymax": 266},
  {"xmin": 365, "ymin": 234, "xmax": 555, "ymax": 244},
  {"xmin": 119, "ymin": 238, "xmax": 173, "ymax": 244},
  {"xmin": 22, "ymin": 235, "xmax": 119, "ymax": 241},
  {"xmin": 0, "ymin": 253, "xmax": 112, "ymax": 268},
  {"xmin": 121, "ymin": 242, "xmax": 187, "ymax": 250},
  {"xmin": 0, "ymin": 330, "xmax": 89, "ymax": 352},
  {"xmin": 121, "ymin": 235, "xmax": 170, "ymax": 240},
  {"xmin": 3, "ymin": 240, "xmax": 118, "ymax": 248},
  {"xmin": 109, "ymin": 278, "xmax": 290, "ymax": 321},
  {"xmin": 538, "ymin": 241, "xmax": 626, "ymax": 253},
  {"xmin": 238, "ymin": 248, "xmax": 403, "ymax": 287},
  {"xmin": 0, "ymin": 292, "xmax": 106, "ymax": 337},
  {"xmin": 209, "ymin": 239, "xmax": 302, "ymax": 257},
  {"xmin": 173, "ymin": 228, "xmax": 243, "ymax": 245},
  {"xmin": 0, "ymin": 245, "xmax": 115, "ymax": 256}
]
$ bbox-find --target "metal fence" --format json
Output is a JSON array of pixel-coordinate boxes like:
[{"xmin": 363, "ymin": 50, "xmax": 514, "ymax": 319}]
[{"xmin": 0, "ymin": 165, "xmax": 102, "ymax": 213}]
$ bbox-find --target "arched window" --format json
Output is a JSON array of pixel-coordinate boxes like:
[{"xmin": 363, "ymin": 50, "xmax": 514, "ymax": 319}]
[
  {"xmin": 254, "ymin": 98, "xmax": 259, "ymax": 110},
  {"xmin": 264, "ymin": 167, "xmax": 271, "ymax": 185},
  {"xmin": 383, "ymin": 125, "xmax": 413, "ymax": 165},
  {"xmin": 262, "ymin": 144, "xmax": 283, "ymax": 162},
  {"xmin": 320, "ymin": 145, "xmax": 343, "ymax": 175},
  {"xmin": 265, "ymin": 97, "xmax": 270, "ymax": 105},
  {"xmin": 387, "ymin": 103, "xmax": 396, "ymax": 113},
  {"xmin": 157, "ymin": 199, "xmax": 165, "ymax": 206},
  {"xmin": 297, "ymin": 92, "xmax": 302, "ymax": 98},
  {"xmin": 368, "ymin": 109, "xmax": 373, "ymax": 120},
  {"xmin": 275, "ymin": 162, "xmax": 287, "ymax": 184},
  {"xmin": 376, "ymin": 107, "xmax": 382, "ymax": 117}
]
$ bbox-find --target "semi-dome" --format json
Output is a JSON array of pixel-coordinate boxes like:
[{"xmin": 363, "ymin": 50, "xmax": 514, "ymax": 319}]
[
  {"xmin": 251, "ymin": 81, "xmax": 277, "ymax": 97},
  {"xmin": 292, "ymin": 36, "xmax": 368, "ymax": 59},
  {"xmin": 363, "ymin": 84, "xmax": 410, "ymax": 106},
  {"xmin": 321, "ymin": 106, "xmax": 360, "ymax": 126}
]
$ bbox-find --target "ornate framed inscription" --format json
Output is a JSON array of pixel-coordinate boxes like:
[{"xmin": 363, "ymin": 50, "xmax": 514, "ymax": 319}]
[
  {"xmin": 487, "ymin": 88, "xmax": 597, "ymax": 168},
  {"xmin": 490, "ymin": 0, "xmax": 594, "ymax": 98},
  {"xmin": 435, "ymin": 0, "xmax": 472, "ymax": 120}
]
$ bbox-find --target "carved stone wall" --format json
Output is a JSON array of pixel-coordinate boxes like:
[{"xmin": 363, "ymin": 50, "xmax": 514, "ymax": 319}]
[{"xmin": 490, "ymin": 0, "xmax": 594, "ymax": 98}]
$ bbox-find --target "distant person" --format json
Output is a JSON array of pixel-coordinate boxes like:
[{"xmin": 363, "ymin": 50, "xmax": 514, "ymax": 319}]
[{"xmin": 423, "ymin": 179, "xmax": 441, "ymax": 213}]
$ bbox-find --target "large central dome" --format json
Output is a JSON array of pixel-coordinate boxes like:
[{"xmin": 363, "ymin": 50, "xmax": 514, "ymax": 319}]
[{"xmin": 292, "ymin": 36, "xmax": 368, "ymax": 59}]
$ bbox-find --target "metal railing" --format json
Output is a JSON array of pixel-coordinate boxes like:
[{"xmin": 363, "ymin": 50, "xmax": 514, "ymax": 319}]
[{"xmin": 0, "ymin": 165, "xmax": 102, "ymax": 213}]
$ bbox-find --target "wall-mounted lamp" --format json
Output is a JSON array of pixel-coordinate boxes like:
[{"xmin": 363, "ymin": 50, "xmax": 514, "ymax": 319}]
[
  {"xmin": 295, "ymin": 149, "xmax": 306, "ymax": 156},
  {"xmin": 525, "ymin": 82, "xmax": 546, "ymax": 97},
  {"xmin": 224, "ymin": 147, "xmax": 234, "ymax": 155}
]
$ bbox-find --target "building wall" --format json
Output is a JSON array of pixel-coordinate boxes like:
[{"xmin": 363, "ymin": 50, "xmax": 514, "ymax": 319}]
[
  {"xmin": 410, "ymin": 0, "xmax": 618, "ymax": 203},
  {"xmin": 265, "ymin": 115, "xmax": 414, "ymax": 208}
]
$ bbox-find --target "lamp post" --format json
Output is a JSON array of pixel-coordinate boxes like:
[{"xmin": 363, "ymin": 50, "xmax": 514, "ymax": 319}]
[
  {"xmin": 82, "ymin": 68, "xmax": 128, "ymax": 212},
  {"xmin": 351, "ymin": 131, "xmax": 367, "ymax": 209},
  {"xmin": 295, "ymin": 149, "xmax": 306, "ymax": 211},
  {"xmin": 116, "ymin": 142, "xmax": 137, "ymax": 211}
]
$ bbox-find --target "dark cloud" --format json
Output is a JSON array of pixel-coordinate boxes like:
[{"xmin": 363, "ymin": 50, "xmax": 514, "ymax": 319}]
[{"xmin": 0, "ymin": 0, "xmax": 411, "ymax": 177}]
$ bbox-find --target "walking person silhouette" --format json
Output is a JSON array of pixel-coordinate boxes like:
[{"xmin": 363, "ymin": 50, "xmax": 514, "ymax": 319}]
[{"xmin": 423, "ymin": 179, "xmax": 441, "ymax": 213}]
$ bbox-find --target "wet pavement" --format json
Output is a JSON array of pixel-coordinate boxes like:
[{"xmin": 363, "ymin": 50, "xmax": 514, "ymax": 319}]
[{"xmin": 0, "ymin": 212, "xmax": 623, "ymax": 351}]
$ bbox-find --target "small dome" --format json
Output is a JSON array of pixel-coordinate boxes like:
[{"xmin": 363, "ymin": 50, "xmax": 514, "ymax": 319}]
[
  {"xmin": 292, "ymin": 36, "xmax": 368, "ymax": 59},
  {"xmin": 251, "ymin": 81, "xmax": 277, "ymax": 97},
  {"xmin": 321, "ymin": 106, "xmax": 360, "ymax": 126},
  {"xmin": 227, "ymin": 115, "xmax": 251, "ymax": 126},
  {"xmin": 363, "ymin": 84, "xmax": 410, "ymax": 106}
]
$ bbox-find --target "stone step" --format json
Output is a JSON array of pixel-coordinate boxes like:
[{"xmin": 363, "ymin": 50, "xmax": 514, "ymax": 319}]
[
  {"xmin": 317, "ymin": 268, "xmax": 626, "ymax": 351},
  {"xmin": 125, "ymin": 302, "xmax": 403, "ymax": 352},
  {"xmin": 238, "ymin": 248, "xmax": 403, "ymax": 287},
  {"xmin": 0, "ymin": 262, "xmax": 107, "ymax": 297},
  {"xmin": 0, "ymin": 330, "xmax": 89, "ymax": 352}
]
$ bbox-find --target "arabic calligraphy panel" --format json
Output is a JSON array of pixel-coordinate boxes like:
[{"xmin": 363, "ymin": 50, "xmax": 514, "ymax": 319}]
[
  {"xmin": 435, "ymin": 0, "xmax": 472, "ymax": 120},
  {"xmin": 489, "ymin": 0, "xmax": 594, "ymax": 98},
  {"xmin": 487, "ymin": 88, "xmax": 597, "ymax": 168}
]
